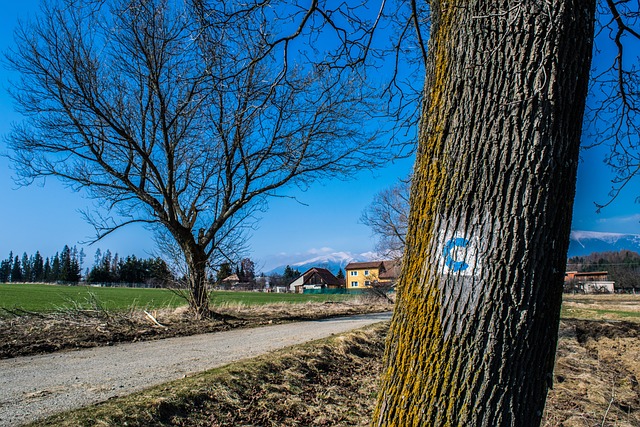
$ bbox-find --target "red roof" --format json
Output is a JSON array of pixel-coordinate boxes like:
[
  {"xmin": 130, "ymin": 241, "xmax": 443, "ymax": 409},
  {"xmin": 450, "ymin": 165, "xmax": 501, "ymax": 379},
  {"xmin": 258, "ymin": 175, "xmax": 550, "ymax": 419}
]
[
  {"xmin": 345, "ymin": 261, "xmax": 384, "ymax": 270},
  {"xmin": 379, "ymin": 260, "xmax": 401, "ymax": 279},
  {"xmin": 300, "ymin": 267, "xmax": 343, "ymax": 286}
]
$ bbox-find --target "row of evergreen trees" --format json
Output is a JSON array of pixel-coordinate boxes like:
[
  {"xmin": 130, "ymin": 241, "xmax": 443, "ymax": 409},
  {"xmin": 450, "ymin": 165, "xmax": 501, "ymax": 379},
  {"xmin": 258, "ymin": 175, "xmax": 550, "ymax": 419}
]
[
  {"xmin": 86, "ymin": 249, "xmax": 172, "ymax": 286},
  {"xmin": 0, "ymin": 246, "xmax": 173, "ymax": 286},
  {"xmin": 0, "ymin": 245, "xmax": 84, "ymax": 283}
]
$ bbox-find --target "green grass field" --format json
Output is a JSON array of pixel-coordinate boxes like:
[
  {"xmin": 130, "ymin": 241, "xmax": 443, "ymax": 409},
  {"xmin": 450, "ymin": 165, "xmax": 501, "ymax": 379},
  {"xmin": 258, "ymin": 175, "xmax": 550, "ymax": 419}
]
[
  {"xmin": 0, "ymin": 283, "xmax": 352, "ymax": 313},
  {"xmin": 560, "ymin": 294, "xmax": 640, "ymax": 321}
]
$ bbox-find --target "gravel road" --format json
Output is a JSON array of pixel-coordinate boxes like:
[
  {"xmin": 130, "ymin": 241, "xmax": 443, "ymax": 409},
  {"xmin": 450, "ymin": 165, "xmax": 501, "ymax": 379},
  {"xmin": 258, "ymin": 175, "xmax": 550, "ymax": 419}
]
[{"xmin": 0, "ymin": 312, "xmax": 391, "ymax": 426}]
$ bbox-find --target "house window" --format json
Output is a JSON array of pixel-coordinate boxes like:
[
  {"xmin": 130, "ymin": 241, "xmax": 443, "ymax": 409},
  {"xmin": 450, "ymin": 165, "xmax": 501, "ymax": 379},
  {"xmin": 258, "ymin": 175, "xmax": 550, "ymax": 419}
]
[
  {"xmin": 350, "ymin": 271, "xmax": 358, "ymax": 276},
  {"xmin": 364, "ymin": 270, "xmax": 370, "ymax": 276},
  {"xmin": 351, "ymin": 281, "xmax": 358, "ymax": 287},
  {"xmin": 364, "ymin": 280, "xmax": 371, "ymax": 286}
]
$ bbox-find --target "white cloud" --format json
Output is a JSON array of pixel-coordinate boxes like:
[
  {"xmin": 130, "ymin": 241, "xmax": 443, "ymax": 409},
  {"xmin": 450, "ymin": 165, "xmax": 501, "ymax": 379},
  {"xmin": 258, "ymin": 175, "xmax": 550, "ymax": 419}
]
[
  {"xmin": 592, "ymin": 213, "xmax": 640, "ymax": 234},
  {"xmin": 596, "ymin": 213, "xmax": 640, "ymax": 224},
  {"xmin": 306, "ymin": 247, "xmax": 334, "ymax": 255}
]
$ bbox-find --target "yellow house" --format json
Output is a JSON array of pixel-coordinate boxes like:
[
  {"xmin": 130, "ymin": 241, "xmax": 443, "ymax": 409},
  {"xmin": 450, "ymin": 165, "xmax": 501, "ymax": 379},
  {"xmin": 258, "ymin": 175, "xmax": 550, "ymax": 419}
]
[{"xmin": 344, "ymin": 261, "xmax": 399, "ymax": 289}]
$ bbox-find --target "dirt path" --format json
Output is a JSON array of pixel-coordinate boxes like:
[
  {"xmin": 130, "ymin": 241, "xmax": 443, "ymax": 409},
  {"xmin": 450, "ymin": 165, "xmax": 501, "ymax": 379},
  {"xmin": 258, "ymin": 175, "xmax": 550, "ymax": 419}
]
[{"xmin": 0, "ymin": 312, "xmax": 392, "ymax": 427}]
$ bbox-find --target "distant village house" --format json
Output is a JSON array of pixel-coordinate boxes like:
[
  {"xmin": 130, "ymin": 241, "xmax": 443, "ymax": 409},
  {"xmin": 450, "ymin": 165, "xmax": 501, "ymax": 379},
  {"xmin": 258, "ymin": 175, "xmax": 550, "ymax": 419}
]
[
  {"xmin": 344, "ymin": 260, "xmax": 400, "ymax": 290},
  {"xmin": 289, "ymin": 267, "xmax": 344, "ymax": 294},
  {"xmin": 219, "ymin": 273, "xmax": 257, "ymax": 291},
  {"xmin": 564, "ymin": 270, "xmax": 615, "ymax": 294}
]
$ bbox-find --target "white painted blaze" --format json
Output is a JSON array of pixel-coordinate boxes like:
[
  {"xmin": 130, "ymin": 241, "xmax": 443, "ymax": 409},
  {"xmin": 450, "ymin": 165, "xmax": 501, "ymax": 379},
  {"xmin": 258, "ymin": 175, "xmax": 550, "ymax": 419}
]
[{"xmin": 437, "ymin": 231, "xmax": 482, "ymax": 276}]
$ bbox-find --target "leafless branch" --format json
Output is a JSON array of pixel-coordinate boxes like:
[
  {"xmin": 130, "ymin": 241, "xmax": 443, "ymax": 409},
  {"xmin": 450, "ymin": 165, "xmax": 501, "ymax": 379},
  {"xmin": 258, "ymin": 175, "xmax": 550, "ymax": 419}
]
[
  {"xmin": 361, "ymin": 175, "xmax": 411, "ymax": 259},
  {"xmin": 586, "ymin": 0, "xmax": 640, "ymax": 210},
  {"xmin": 5, "ymin": 0, "xmax": 430, "ymax": 315}
]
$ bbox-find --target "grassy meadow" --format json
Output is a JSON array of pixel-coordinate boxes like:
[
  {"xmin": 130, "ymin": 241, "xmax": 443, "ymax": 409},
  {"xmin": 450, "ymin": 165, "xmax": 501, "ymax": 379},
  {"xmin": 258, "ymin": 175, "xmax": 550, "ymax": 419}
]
[
  {"xmin": 560, "ymin": 293, "xmax": 640, "ymax": 321},
  {"xmin": 6, "ymin": 292, "xmax": 640, "ymax": 426},
  {"xmin": 0, "ymin": 283, "xmax": 353, "ymax": 313},
  {"xmin": 29, "ymin": 294, "xmax": 640, "ymax": 427}
]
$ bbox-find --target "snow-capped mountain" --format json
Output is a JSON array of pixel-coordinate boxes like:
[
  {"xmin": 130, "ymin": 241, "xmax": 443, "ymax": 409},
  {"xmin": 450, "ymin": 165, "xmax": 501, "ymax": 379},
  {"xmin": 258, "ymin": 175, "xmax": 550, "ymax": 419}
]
[
  {"xmin": 265, "ymin": 251, "xmax": 377, "ymax": 276},
  {"xmin": 264, "ymin": 231, "xmax": 640, "ymax": 275},
  {"xmin": 568, "ymin": 230, "xmax": 640, "ymax": 257}
]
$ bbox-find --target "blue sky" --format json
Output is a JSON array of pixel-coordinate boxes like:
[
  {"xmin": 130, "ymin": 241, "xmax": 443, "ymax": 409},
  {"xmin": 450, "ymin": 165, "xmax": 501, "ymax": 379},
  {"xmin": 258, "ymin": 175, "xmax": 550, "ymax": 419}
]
[{"xmin": 1, "ymin": 1, "xmax": 639, "ymax": 272}]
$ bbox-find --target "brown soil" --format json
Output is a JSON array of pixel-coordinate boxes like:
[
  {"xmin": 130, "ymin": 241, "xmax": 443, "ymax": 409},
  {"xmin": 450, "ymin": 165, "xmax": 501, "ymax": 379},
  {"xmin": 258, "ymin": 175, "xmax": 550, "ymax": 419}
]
[{"xmin": 0, "ymin": 299, "xmax": 392, "ymax": 360}]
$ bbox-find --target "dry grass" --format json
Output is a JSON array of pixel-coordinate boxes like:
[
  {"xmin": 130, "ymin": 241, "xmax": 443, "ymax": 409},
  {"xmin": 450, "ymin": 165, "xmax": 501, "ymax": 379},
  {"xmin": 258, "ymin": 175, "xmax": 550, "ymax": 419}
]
[
  {"xmin": 0, "ymin": 297, "xmax": 392, "ymax": 359},
  {"xmin": 30, "ymin": 323, "xmax": 387, "ymax": 427},
  {"xmin": 562, "ymin": 294, "xmax": 640, "ymax": 321},
  {"xmin": 17, "ymin": 295, "xmax": 640, "ymax": 426},
  {"xmin": 543, "ymin": 319, "xmax": 640, "ymax": 426},
  {"xmin": 544, "ymin": 294, "xmax": 640, "ymax": 426}
]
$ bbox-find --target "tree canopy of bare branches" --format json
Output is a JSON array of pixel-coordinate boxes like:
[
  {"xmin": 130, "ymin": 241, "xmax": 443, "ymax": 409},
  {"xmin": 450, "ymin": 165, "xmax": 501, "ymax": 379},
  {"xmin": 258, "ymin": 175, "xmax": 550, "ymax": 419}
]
[
  {"xmin": 5, "ymin": 0, "xmax": 398, "ymax": 316},
  {"xmin": 360, "ymin": 175, "xmax": 410, "ymax": 260},
  {"xmin": 587, "ymin": 0, "xmax": 640, "ymax": 208}
]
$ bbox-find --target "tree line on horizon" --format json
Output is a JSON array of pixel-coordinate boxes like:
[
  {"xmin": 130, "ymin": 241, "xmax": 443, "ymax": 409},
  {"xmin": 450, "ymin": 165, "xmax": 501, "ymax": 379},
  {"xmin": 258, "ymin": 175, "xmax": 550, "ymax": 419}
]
[
  {"xmin": 567, "ymin": 249, "xmax": 640, "ymax": 291},
  {"xmin": 0, "ymin": 245, "xmax": 83, "ymax": 284},
  {"xmin": 211, "ymin": 262, "xmax": 345, "ymax": 290},
  {"xmin": 213, "ymin": 259, "xmax": 296, "ymax": 290},
  {"xmin": 87, "ymin": 249, "xmax": 173, "ymax": 287},
  {"xmin": 0, "ymin": 246, "xmax": 172, "ymax": 286}
]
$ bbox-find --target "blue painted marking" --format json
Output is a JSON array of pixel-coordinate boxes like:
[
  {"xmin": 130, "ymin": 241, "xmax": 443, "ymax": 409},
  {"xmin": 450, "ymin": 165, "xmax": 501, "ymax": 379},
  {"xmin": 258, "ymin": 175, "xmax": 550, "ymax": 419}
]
[{"xmin": 443, "ymin": 237, "xmax": 470, "ymax": 272}]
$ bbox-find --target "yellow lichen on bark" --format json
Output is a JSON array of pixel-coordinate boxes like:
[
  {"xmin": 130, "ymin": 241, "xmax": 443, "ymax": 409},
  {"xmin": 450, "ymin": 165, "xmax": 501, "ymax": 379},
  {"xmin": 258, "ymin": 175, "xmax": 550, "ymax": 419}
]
[
  {"xmin": 374, "ymin": 1, "xmax": 598, "ymax": 425},
  {"xmin": 372, "ymin": 2, "xmax": 463, "ymax": 426}
]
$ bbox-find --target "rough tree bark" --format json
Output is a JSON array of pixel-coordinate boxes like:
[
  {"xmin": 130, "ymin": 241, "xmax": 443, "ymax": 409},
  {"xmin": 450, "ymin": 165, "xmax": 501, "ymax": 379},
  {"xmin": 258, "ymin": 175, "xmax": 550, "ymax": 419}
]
[{"xmin": 373, "ymin": 1, "xmax": 596, "ymax": 426}]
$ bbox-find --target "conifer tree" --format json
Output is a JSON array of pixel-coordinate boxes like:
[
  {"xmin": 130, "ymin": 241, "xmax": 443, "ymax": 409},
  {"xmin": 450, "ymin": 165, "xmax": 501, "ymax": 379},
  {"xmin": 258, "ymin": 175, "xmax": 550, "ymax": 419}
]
[
  {"xmin": 283, "ymin": 265, "xmax": 301, "ymax": 282},
  {"xmin": 148, "ymin": 258, "xmax": 172, "ymax": 286},
  {"xmin": 21, "ymin": 252, "xmax": 31, "ymax": 282},
  {"xmin": 11, "ymin": 256, "xmax": 22, "ymax": 282},
  {"xmin": 32, "ymin": 251, "xmax": 44, "ymax": 282},
  {"xmin": 216, "ymin": 263, "xmax": 233, "ymax": 286},
  {"xmin": 60, "ymin": 245, "xmax": 72, "ymax": 282},
  {"xmin": 93, "ymin": 249, "xmax": 102, "ymax": 269},
  {"xmin": 0, "ymin": 256, "xmax": 11, "ymax": 283},
  {"xmin": 51, "ymin": 253, "xmax": 60, "ymax": 282},
  {"xmin": 43, "ymin": 257, "xmax": 51, "ymax": 282}
]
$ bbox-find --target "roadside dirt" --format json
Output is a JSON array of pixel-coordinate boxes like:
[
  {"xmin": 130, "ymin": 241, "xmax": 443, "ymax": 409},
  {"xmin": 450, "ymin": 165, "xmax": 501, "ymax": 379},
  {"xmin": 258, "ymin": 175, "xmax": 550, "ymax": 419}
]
[
  {"xmin": 543, "ymin": 319, "xmax": 640, "ymax": 426},
  {"xmin": 0, "ymin": 312, "xmax": 393, "ymax": 427},
  {"xmin": 22, "ymin": 318, "xmax": 640, "ymax": 427},
  {"xmin": 4, "ymin": 296, "xmax": 640, "ymax": 426},
  {"xmin": 27, "ymin": 322, "xmax": 390, "ymax": 427},
  {"xmin": 0, "ymin": 300, "xmax": 392, "ymax": 359}
]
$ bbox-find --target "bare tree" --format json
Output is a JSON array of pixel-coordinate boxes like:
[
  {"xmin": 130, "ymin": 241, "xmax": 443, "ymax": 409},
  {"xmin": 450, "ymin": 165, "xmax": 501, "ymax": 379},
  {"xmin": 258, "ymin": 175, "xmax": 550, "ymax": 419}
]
[
  {"xmin": 5, "ymin": 0, "xmax": 389, "ymax": 317},
  {"xmin": 360, "ymin": 175, "xmax": 410, "ymax": 260},
  {"xmin": 9, "ymin": 0, "xmax": 637, "ymax": 423},
  {"xmin": 369, "ymin": 1, "xmax": 640, "ymax": 424},
  {"xmin": 373, "ymin": 2, "xmax": 596, "ymax": 426}
]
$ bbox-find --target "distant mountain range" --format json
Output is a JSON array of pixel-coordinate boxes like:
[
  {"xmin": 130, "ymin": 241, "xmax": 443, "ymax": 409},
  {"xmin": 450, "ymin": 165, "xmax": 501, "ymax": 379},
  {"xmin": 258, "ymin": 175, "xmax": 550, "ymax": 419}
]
[
  {"xmin": 265, "ymin": 231, "xmax": 640, "ymax": 275},
  {"xmin": 568, "ymin": 230, "xmax": 640, "ymax": 258},
  {"xmin": 265, "ymin": 251, "xmax": 378, "ymax": 276}
]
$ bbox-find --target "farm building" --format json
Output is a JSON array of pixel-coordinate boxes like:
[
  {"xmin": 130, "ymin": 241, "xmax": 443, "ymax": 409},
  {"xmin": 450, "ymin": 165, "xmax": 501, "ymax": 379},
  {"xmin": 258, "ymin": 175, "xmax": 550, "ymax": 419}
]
[
  {"xmin": 289, "ymin": 267, "xmax": 344, "ymax": 293},
  {"xmin": 564, "ymin": 271, "xmax": 615, "ymax": 294}
]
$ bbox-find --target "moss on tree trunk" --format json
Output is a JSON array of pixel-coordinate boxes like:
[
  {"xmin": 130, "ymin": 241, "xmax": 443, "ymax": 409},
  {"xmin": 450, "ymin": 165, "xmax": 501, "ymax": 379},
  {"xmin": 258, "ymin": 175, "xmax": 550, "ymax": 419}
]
[{"xmin": 373, "ymin": 2, "xmax": 596, "ymax": 426}]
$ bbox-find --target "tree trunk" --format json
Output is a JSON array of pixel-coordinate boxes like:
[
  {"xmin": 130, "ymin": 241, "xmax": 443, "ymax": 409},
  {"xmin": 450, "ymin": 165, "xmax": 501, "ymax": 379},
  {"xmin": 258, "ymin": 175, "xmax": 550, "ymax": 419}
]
[
  {"xmin": 373, "ymin": 2, "xmax": 595, "ymax": 426},
  {"xmin": 183, "ymin": 245, "xmax": 211, "ymax": 319}
]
